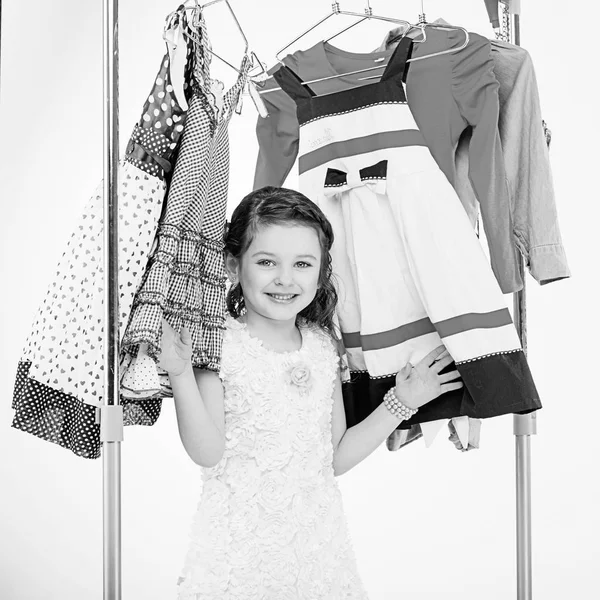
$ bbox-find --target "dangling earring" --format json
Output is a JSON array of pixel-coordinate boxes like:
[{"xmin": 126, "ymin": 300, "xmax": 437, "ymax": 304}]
[
  {"xmin": 232, "ymin": 282, "xmax": 246, "ymax": 316},
  {"xmin": 238, "ymin": 283, "xmax": 247, "ymax": 316}
]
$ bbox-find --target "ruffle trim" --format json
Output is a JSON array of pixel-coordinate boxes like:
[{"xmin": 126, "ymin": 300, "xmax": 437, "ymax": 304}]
[
  {"xmin": 300, "ymin": 100, "xmax": 407, "ymax": 126},
  {"xmin": 154, "ymin": 223, "xmax": 225, "ymax": 248},
  {"xmin": 122, "ymin": 315, "xmax": 225, "ymax": 371},
  {"xmin": 348, "ymin": 348, "xmax": 524, "ymax": 372},
  {"xmin": 122, "ymin": 225, "xmax": 227, "ymax": 370},
  {"xmin": 347, "ymin": 369, "xmax": 395, "ymax": 380},
  {"xmin": 455, "ymin": 348, "xmax": 522, "ymax": 365}
]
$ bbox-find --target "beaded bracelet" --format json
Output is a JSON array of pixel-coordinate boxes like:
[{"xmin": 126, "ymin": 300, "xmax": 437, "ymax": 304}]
[{"xmin": 383, "ymin": 387, "xmax": 418, "ymax": 422}]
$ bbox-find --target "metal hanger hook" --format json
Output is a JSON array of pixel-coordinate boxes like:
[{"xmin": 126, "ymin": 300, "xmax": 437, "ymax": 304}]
[{"xmin": 418, "ymin": 0, "xmax": 427, "ymax": 25}]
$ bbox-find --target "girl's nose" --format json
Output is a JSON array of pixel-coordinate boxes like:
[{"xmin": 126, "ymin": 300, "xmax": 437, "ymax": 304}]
[{"xmin": 275, "ymin": 267, "xmax": 293, "ymax": 286}]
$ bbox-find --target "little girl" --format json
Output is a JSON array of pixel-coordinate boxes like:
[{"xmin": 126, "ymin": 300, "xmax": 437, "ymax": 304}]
[{"xmin": 160, "ymin": 186, "xmax": 463, "ymax": 599}]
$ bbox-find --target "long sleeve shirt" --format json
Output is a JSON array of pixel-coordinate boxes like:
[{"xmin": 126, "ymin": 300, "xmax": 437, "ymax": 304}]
[{"xmin": 454, "ymin": 40, "xmax": 570, "ymax": 286}]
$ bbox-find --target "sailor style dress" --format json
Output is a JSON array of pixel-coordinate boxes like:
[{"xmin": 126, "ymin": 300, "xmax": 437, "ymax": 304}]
[{"xmin": 272, "ymin": 36, "xmax": 541, "ymax": 429}]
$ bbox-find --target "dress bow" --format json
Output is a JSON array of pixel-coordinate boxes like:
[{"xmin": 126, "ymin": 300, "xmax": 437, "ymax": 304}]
[{"xmin": 323, "ymin": 160, "xmax": 388, "ymax": 197}]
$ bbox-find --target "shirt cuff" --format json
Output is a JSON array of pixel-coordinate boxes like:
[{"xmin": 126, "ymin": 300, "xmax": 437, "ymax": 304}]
[
  {"xmin": 528, "ymin": 243, "xmax": 571, "ymax": 285},
  {"xmin": 386, "ymin": 425, "xmax": 422, "ymax": 451}
]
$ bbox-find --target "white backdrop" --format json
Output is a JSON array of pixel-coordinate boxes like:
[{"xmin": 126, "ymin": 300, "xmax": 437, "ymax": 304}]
[{"xmin": 1, "ymin": 1, "xmax": 598, "ymax": 598}]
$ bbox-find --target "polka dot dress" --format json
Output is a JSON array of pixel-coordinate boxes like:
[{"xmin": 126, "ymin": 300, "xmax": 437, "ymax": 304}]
[
  {"xmin": 121, "ymin": 9, "xmax": 252, "ymax": 378},
  {"xmin": 11, "ymin": 10, "xmax": 195, "ymax": 459}
]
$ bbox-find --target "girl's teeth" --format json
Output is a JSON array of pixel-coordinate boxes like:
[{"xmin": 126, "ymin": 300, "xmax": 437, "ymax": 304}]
[{"xmin": 270, "ymin": 294, "xmax": 295, "ymax": 300}]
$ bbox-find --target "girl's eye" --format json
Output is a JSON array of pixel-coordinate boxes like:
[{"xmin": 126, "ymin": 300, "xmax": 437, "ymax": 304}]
[
  {"xmin": 257, "ymin": 259, "xmax": 275, "ymax": 267},
  {"xmin": 295, "ymin": 261, "xmax": 312, "ymax": 269}
]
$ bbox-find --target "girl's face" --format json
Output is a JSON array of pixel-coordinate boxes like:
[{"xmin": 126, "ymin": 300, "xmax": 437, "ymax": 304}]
[{"xmin": 229, "ymin": 223, "xmax": 323, "ymax": 325}]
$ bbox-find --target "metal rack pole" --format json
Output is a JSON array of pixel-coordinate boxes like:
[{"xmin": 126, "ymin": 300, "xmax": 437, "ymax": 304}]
[
  {"xmin": 513, "ymin": 263, "xmax": 535, "ymax": 600},
  {"xmin": 502, "ymin": 2, "xmax": 537, "ymax": 599},
  {"xmin": 100, "ymin": 0, "xmax": 123, "ymax": 599}
]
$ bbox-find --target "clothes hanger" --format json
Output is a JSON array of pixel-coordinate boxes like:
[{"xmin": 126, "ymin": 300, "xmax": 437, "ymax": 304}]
[
  {"xmin": 275, "ymin": 1, "xmax": 421, "ymax": 62},
  {"xmin": 261, "ymin": 1, "xmax": 469, "ymax": 95},
  {"xmin": 172, "ymin": 0, "xmax": 267, "ymax": 79},
  {"xmin": 323, "ymin": 0, "xmax": 425, "ymax": 46},
  {"xmin": 354, "ymin": 1, "xmax": 472, "ymax": 81},
  {"xmin": 166, "ymin": 1, "xmax": 268, "ymax": 115},
  {"xmin": 383, "ymin": 0, "xmax": 446, "ymax": 51}
]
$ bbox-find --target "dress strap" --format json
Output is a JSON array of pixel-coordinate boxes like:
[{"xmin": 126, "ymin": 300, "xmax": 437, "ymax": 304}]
[
  {"xmin": 380, "ymin": 35, "xmax": 413, "ymax": 83},
  {"xmin": 273, "ymin": 65, "xmax": 316, "ymax": 102}
]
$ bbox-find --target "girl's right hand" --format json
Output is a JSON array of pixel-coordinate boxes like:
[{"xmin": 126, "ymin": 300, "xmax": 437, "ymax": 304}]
[{"xmin": 158, "ymin": 318, "xmax": 193, "ymax": 376}]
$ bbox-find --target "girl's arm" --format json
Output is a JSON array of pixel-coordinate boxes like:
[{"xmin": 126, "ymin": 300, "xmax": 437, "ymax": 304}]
[
  {"xmin": 331, "ymin": 374, "xmax": 401, "ymax": 476},
  {"xmin": 170, "ymin": 365, "xmax": 225, "ymax": 468},
  {"xmin": 159, "ymin": 319, "xmax": 225, "ymax": 468},
  {"xmin": 332, "ymin": 346, "xmax": 463, "ymax": 476}
]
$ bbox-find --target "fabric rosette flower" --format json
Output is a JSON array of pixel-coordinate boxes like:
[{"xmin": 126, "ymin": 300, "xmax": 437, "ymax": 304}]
[
  {"xmin": 292, "ymin": 415, "xmax": 323, "ymax": 451},
  {"xmin": 292, "ymin": 488, "xmax": 324, "ymax": 529},
  {"xmin": 289, "ymin": 451, "xmax": 325, "ymax": 484},
  {"xmin": 228, "ymin": 498, "xmax": 261, "ymax": 544},
  {"xmin": 221, "ymin": 356, "xmax": 245, "ymax": 377},
  {"xmin": 248, "ymin": 363, "xmax": 274, "ymax": 395},
  {"xmin": 225, "ymin": 385, "xmax": 250, "ymax": 414},
  {"xmin": 183, "ymin": 561, "xmax": 231, "ymax": 596},
  {"xmin": 298, "ymin": 559, "xmax": 329, "ymax": 600},
  {"xmin": 261, "ymin": 545, "xmax": 300, "ymax": 589},
  {"xmin": 228, "ymin": 568, "xmax": 262, "ymax": 599},
  {"xmin": 256, "ymin": 470, "xmax": 294, "ymax": 512},
  {"xmin": 199, "ymin": 479, "xmax": 231, "ymax": 513},
  {"xmin": 254, "ymin": 399, "xmax": 287, "ymax": 432},
  {"xmin": 289, "ymin": 362, "xmax": 312, "ymax": 389},
  {"xmin": 225, "ymin": 421, "xmax": 256, "ymax": 456},
  {"xmin": 202, "ymin": 454, "xmax": 227, "ymax": 480},
  {"xmin": 244, "ymin": 336, "xmax": 264, "ymax": 358},
  {"xmin": 220, "ymin": 336, "xmax": 247, "ymax": 376},
  {"xmin": 254, "ymin": 431, "xmax": 293, "ymax": 471},
  {"xmin": 224, "ymin": 456, "xmax": 261, "ymax": 498}
]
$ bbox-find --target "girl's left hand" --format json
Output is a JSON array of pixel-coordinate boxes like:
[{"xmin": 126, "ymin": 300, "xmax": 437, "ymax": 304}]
[
  {"xmin": 394, "ymin": 346, "xmax": 463, "ymax": 410},
  {"xmin": 158, "ymin": 318, "xmax": 193, "ymax": 376}
]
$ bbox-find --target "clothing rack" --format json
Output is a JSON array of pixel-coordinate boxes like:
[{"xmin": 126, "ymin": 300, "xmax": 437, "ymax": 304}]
[
  {"xmin": 492, "ymin": 3, "xmax": 537, "ymax": 599},
  {"xmin": 97, "ymin": 2, "xmax": 536, "ymax": 599},
  {"xmin": 501, "ymin": 5, "xmax": 537, "ymax": 600},
  {"xmin": 101, "ymin": 0, "xmax": 123, "ymax": 598}
]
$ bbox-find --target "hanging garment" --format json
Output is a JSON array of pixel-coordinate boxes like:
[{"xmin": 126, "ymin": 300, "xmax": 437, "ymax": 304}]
[
  {"xmin": 272, "ymin": 36, "xmax": 541, "ymax": 430},
  {"xmin": 378, "ymin": 26, "xmax": 565, "ymax": 450},
  {"xmin": 254, "ymin": 29, "xmax": 570, "ymax": 294},
  {"xmin": 453, "ymin": 40, "xmax": 569, "ymax": 286},
  {"xmin": 176, "ymin": 316, "xmax": 368, "ymax": 600},
  {"xmin": 252, "ymin": 28, "xmax": 545, "ymax": 448},
  {"xmin": 377, "ymin": 27, "xmax": 571, "ymax": 291},
  {"xmin": 121, "ymin": 8, "xmax": 252, "ymax": 401},
  {"xmin": 11, "ymin": 10, "xmax": 195, "ymax": 459}
]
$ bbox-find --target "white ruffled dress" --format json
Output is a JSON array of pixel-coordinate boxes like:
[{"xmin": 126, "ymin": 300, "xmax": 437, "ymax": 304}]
[{"xmin": 177, "ymin": 316, "xmax": 369, "ymax": 600}]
